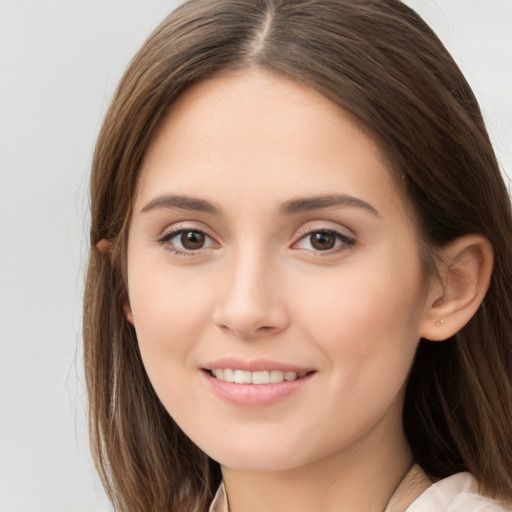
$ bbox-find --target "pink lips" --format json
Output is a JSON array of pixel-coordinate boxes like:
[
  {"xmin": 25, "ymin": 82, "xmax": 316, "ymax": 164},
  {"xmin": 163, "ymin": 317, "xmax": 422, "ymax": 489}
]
[
  {"xmin": 202, "ymin": 359, "xmax": 315, "ymax": 407},
  {"xmin": 204, "ymin": 358, "xmax": 313, "ymax": 373}
]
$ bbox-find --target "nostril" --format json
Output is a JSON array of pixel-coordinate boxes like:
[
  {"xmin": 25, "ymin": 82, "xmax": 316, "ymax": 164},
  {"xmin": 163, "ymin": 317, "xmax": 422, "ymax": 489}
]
[
  {"xmin": 223, "ymin": 324, "xmax": 278, "ymax": 337},
  {"xmin": 256, "ymin": 325, "xmax": 274, "ymax": 332}
]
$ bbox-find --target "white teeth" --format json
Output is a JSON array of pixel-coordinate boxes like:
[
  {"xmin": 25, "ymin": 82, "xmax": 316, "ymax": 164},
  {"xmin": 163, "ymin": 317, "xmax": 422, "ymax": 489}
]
[
  {"xmin": 233, "ymin": 370, "xmax": 252, "ymax": 384},
  {"xmin": 211, "ymin": 369, "xmax": 308, "ymax": 384},
  {"xmin": 269, "ymin": 370, "xmax": 285, "ymax": 383},
  {"xmin": 251, "ymin": 371, "xmax": 270, "ymax": 384},
  {"xmin": 212, "ymin": 369, "xmax": 224, "ymax": 380},
  {"xmin": 223, "ymin": 368, "xmax": 234, "ymax": 383}
]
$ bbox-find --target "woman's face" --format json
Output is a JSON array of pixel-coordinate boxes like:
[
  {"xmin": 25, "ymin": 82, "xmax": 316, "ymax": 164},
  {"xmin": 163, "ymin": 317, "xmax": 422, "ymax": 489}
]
[{"xmin": 126, "ymin": 69, "xmax": 434, "ymax": 472}]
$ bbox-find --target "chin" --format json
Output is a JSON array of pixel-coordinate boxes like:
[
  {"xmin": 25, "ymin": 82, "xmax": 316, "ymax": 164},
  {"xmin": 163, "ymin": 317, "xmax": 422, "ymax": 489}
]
[
  {"xmin": 213, "ymin": 451, "xmax": 302, "ymax": 473},
  {"xmin": 191, "ymin": 428, "xmax": 330, "ymax": 474}
]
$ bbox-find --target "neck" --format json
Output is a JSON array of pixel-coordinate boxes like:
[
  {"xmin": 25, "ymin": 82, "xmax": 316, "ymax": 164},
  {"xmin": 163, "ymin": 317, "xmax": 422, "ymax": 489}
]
[{"xmin": 221, "ymin": 417, "xmax": 416, "ymax": 512}]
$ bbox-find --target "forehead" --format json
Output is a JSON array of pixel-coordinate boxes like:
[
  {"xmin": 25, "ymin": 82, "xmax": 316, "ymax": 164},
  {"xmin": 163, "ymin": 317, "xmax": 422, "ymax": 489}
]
[{"xmin": 135, "ymin": 68, "xmax": 407, "ymax": 221}]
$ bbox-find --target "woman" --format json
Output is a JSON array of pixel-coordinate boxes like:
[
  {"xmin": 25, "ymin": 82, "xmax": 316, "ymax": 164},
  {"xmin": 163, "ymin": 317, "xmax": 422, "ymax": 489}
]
[{"xmin": 84, "ymin": 0, "xmax": 512, "ymax": 510}]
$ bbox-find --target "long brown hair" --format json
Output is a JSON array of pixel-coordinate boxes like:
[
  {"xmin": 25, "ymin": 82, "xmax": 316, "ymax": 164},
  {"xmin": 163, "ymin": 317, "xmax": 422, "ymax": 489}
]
[{"xmin": 83, "ymin": 1, "xmax": 512, "ymax": 510}]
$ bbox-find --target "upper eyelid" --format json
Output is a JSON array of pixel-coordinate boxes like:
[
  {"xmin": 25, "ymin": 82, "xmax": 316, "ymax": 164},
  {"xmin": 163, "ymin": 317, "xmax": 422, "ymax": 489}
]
[
  {"xmin": 292, "ymin": 229, "xmax": 355, "ymax": 246},
  {"xmin": 155, "ymin": 221, "xmax": 355, "ymax": 246},
  {"xmin": 157, "ymin": 221, "xmax": 216, "ymax": 239},
  {"xmin": 292, "ymin": 220, "xmax": 356, "ymax": 240},
  {"xmin": 159, "ymin": 228, "xmax": 215, "ymax": 241}
]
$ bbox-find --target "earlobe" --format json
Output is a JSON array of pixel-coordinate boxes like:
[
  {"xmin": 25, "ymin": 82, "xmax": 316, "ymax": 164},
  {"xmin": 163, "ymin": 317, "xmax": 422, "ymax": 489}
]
[
  {"xmin": 97, "ymin": 238, "xmax": 134, "ymax": 325},
  {"xmin": 420, "ymin": 235, "xmax": 493, "ymax": 342},
  {"xmin": 123, "ymin": 301, "xmax": 135, "ymax": 327}
]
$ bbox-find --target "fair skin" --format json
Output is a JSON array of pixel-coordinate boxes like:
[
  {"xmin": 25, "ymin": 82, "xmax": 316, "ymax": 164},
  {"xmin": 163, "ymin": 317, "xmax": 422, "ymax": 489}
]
[{"xmin": 122, "ymin": 69, "xmax": 493, "ymax": 512}]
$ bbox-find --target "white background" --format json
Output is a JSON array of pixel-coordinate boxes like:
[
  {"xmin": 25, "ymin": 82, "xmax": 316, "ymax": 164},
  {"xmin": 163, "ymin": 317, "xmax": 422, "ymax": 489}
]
[{"xmin": 0, "ymin": 1, "xmax": 510, "ymax": 511}]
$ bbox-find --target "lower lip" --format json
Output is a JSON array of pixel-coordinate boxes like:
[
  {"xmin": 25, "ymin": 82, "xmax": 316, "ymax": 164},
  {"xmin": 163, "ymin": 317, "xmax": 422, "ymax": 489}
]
[{"xmin": 203, "ymin": 371, "xmax": 314, "ymax": 407}]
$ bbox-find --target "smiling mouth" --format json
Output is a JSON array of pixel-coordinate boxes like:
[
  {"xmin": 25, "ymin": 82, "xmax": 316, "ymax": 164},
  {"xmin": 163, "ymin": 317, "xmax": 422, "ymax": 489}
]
[{"xmin": 209, "ymin": 369, "xmax": 313, "ymax": 384}]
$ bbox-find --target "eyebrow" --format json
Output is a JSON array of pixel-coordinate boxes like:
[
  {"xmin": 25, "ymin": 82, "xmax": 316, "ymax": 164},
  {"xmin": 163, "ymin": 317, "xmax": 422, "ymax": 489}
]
[
  {"xmin": 280, "ymin": 194, "xmax": 379, "ymax": 217},
  {"xmin": 140, "ymin": 193, "xmax": 379, "ymax": 217},
  {"xmin": 141, "ymin": 194, "xmax": 222, "ymax": 215}
]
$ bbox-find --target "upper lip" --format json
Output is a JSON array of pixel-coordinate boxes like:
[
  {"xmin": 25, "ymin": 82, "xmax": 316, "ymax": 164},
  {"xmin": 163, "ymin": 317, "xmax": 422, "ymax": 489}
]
[{"xmin": 202, "ymin": 358, "xmax": 315, "ymax": 373}]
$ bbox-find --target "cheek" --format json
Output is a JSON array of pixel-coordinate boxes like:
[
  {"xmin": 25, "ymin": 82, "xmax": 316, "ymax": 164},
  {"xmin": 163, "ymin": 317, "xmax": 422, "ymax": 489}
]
[
  {"xmin": 130, "ymin": 281, "xmax": 212, "ymax": 424},
  {"xmin": 298, "ymin": 250, "xmax": 426, "ymax": 384},
  {"xmin": 128, "ymin": 264, "xmax": 214, "ymax": 378}
]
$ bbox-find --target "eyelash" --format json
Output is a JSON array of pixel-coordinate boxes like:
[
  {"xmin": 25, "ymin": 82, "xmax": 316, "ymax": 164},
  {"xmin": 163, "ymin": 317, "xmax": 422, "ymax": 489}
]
[
  {"xmin": 292, "ymin": 229, "xmax": 355, "ymax": 255},
  {"xmin": 157, "ymin": 228, "xmax": 218, "ymax": 256},
  {"xmin": 156, "ymin": 227, "xmax": 355, "ymax": 256}
]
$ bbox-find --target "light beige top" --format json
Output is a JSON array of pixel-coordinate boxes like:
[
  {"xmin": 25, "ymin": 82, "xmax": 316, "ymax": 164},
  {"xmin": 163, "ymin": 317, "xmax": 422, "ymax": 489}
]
[{"xmin": 209, "ymin": 464, "xmax": 511, "ymax": 512}]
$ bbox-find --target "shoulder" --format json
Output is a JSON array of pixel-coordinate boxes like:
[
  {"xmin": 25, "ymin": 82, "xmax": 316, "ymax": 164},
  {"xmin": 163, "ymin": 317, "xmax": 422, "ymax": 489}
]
[{"xmin": 408, "ymin": 472, "xmax": 511, "ymax": 512}]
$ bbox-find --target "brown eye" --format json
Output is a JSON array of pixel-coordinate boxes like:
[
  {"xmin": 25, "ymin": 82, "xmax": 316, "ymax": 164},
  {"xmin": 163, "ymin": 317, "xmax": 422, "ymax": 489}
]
[
  {"xmin": 309, "ymin": 231, "xmax": 337, "ymax": 250},
  {"xmin": 294, "ymin": 229, "xmax": 355, "ymax": 254},
  {"xmin": 158, "ymin": 228, "xmax": 215, "ymax": 254},
  {"xmin": 180, "ymin": 230, "xmax": 206, "ymax": 250}
]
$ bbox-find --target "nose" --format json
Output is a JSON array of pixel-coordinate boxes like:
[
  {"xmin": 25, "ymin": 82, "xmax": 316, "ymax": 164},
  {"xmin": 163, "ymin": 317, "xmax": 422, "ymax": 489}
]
[{"xmin": 212, "ymin": 249, "xmax": 290, "ymax": 338}]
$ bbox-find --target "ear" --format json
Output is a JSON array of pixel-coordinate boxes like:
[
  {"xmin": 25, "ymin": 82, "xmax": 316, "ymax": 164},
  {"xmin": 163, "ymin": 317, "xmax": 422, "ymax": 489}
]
[
  {"xmin": 96, "ymin": 238, "xmax": 112, "ymax": 254},
  {"xmin": 420, "ymin": 234, "xmax": 493, "ymax": 342},
  {"xmin": 123, "ymin": 300, "xmax": 135, "ymax": 327},
  {"xmin": 96, "ymin": 239, "xmax": 135, "ymax": 326}
]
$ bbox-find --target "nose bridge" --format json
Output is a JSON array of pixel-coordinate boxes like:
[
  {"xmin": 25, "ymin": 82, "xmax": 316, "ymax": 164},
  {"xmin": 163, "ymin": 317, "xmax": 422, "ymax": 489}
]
[{"xmin": 213, "ymin": 242, "xmax": 288, "ymax": 337}]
